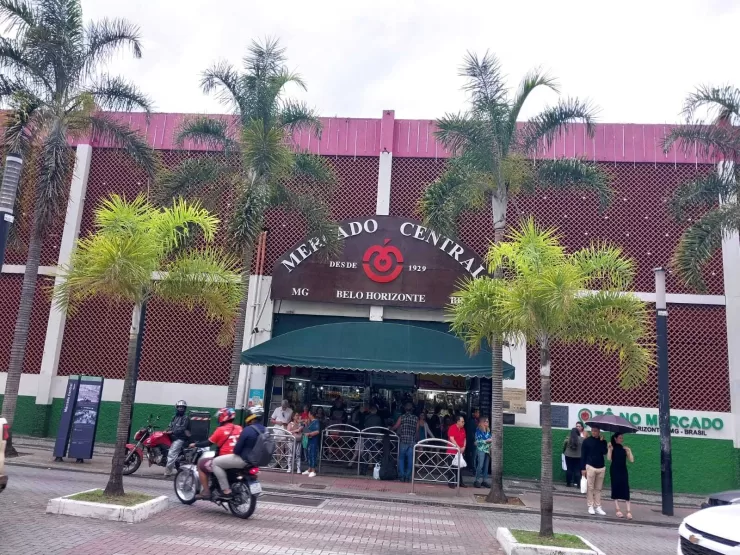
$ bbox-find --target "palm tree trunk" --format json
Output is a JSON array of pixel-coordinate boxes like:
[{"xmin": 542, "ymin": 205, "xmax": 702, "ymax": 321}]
[
  {"xmin": 2, "ymin": 202, "xmax": 44, "ymax": 457},
  {"xmin": 225, "ymin": 246, "xmax": 254, "ymax": 407},
  {"xmin": 104, "ymin": 301, "xmax": 145, "ymax": 496},
  {"xmin": 486, "ymin": 199, "xmax": 508, "ymax": 504},
  {"xmin": 539, "ymin": 338, "xmax": 554, "ymax": 537}
]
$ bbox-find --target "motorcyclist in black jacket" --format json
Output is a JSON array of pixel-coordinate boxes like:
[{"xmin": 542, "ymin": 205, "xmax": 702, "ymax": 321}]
[{"xmin": 165, "ymin": 400, "xmax": 190, "ymax": 476}]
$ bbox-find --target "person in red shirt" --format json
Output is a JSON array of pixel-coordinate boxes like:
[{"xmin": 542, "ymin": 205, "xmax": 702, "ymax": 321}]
[
  {"xmin": 189, "ymin": 407, "xmax": 242, "ymax": 499},
  {"xmin": 447, "ymin": 415, "xmax": 467, "ymax": 488}
]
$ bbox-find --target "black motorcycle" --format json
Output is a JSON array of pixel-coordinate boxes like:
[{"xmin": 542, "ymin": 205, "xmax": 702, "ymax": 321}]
[{"xmin": 173, "ymin": 447, "xmax": 261, "ymax": 519}]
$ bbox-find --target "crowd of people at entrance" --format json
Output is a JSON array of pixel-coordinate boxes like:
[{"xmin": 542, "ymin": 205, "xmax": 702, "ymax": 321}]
[
  {"xmin": 266, "ymin": 398, "xmax": 636, "ymax": 505},
  {"xmin": 268, "ymin": 396, "xmax": 496, "ymax": 488}
]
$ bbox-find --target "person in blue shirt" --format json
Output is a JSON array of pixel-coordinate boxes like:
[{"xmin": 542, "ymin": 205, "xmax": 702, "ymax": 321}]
[
  {"xmin": 212, "ymin": 409, "xmax": 265, "ymax": 498},
  {"xmin": 474, "ymin": 417, "xmax": 492, "ymax": 488},
  {"xmin": 302, "ymin": 410, "xmax": 321, "ymax": 477}
]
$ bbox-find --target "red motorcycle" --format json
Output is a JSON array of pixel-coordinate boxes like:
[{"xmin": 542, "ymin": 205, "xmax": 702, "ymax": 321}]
[{"xmin": 123, "ymin": 415, "xmax": 184, "ymax": 475}]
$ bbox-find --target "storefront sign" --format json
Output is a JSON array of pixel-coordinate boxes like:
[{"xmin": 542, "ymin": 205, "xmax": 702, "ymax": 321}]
[
  {"xmin": 503, "ymin": 388, "xmax": 527, "ymax": 414},
  {"xmin": 271, "ymin": 216, "xmax": 486, "ymax": 308},
  {"xmin": 417, "ymin": 374, "xmax": 467, "ymax": 391},
  {"xmin": 371, "ymin": 372, "xmax": 415, "ymax": 388},
  {"xmin": 311, "ymin": 369, "xmax": 366, "ymax": 385},
  {"xmin": 576, "ymin": 406, "xmax": 730, "ymax": 439}
]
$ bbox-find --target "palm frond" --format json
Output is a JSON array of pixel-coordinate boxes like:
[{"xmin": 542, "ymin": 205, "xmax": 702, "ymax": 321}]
[
  {"xmin": 227, "ymin": 183, "xmax": 269, "ymax": 254},
  {"xmin": 84, "ymin": 17, "xmax": 142, "ymax": 69},
  {"xmin": 244, "ymin": 36, "xmax": 286, "ymax": 79},
  {"xmin": 447, "ymin": 276, "xmax": 509, "ymax": 354},
  {"xmin": 0, "ymin": 37, "xmax": 53, "ymax": 92},
  {"xmin": 86, "ymin": 75, "xmax": 152, "ymax": 114},
  {"xmin": 156, "ymin": 247, "xmax": 242, "ymax": 344},
  {"xmin": 459, "ymin": 50, "xmax": 507, "ymax": 112},
  {"xmin": 175, "ymin": 115, "xmax": 237, "ymax": 153},
  {"xmin": 89, "ymin": 114, "xmax": 157, "ymax": 177},
  {"xmin": 279, "ymin": 99, "xmax": 321, "ymax": 137},
  {"xmin": 434, "ymin": 112, "xmax": 489, "ymax": 155},
  {"xmin": 2, "ymin": 90, "xmax": 42, "ymax": 155},
  {"xmin": 154, "ymin": 196, "xmax": 219, "ymax": 254},
  {"xmin": 508, "ymin": 67, "xmax": 559, "ymax": 132},
  {"xmin": 200, "ymin": 60, "xmax": 245, "ymax": 114},
  {"xmin": 155, "ymin": 157, "xmax": 231, "ymax": 203},
  {"xmin": 35, "ymin": 120, "xmax": 73, "ymax": 226},
  {"xmin": 663, "ymin": 123, "xmax": 740, "ymax": 162},
  {"xmin": 0, "ymin": 0, "xmax": 36, "ymax": 33},
  {"xmin": 571, "ymin": 242, "xmax": 636, "ymax": 291},
  {"xmin": 532, "ymin": 157, "xmax": 613, "ymax": 212},
  {"xmin": 672, "ymin": 203, "xmax": 740, "ymax": 291},
  {"xmin": 669, "ymin": 167, "xmax": 737, "ymax": 221},
  {"xmin": 418, "ymin": 161, "xmax": 486, "ymax": 237},
  {"xmin": 520, "ymin": 97, "xmax": 598, "ymax": 153},
  {"xmin": 683, "ymin": 84, "xmax": 740, "ymax": 124},
  {"xmin": 291, "ymin": 152, "xmax": 335, "ymax": 185},
  {"xmin": 240, "ymin": 118, "xmax": 293, "ymax": 178}
]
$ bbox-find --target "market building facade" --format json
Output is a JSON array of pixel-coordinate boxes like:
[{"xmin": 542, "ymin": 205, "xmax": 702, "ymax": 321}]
[{"xmin": 0, "ymin": 110, "xmax": 738, "ymax": 494}]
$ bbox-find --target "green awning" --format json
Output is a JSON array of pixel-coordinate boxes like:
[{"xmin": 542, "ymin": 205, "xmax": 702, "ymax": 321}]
[{"xmin": 241, "ymin": 321, "xmax": 514, "ymax": 378}]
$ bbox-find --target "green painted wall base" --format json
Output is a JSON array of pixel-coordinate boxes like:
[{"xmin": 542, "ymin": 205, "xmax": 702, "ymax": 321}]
[
  {"xmin": 3, "ymin": 394, "xmax": 739, "ymax": 494},
  {"xmin": 503, "ymin": 426, "xmax": 740, "ymax": 495}
]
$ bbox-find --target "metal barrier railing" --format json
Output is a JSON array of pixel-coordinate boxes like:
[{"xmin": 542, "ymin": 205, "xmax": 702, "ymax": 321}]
[
  {"xmin": 357, "ymin": 427, "xmax": 399, "ymax": 476},
  {"xmin": 411, "ymin": 438, "xmax": 461, "ymax": 495},
  {"xmin": 260, "ymin": 426, "xmax": 297, "ymax": 484},
  {"xmin": 319, "ymin": 424, "xmax": 360, "ymax": 471}
]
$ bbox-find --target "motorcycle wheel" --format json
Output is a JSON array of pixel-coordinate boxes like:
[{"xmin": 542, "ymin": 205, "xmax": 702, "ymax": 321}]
[
  {"xmin": 122, "ymin": 450, "xmax": 142, "ymax": 476},
  {"xmin": 173, "ymin": 468, "xmax": 197, "ymax": 505},
  {"xmin": 228, "ymin": 482, "xmax": 256, "ymax": 519}
]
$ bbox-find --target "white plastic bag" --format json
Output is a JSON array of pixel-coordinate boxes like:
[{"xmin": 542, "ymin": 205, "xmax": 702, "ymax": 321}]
[
  {"xmin": 580, "ymin": 476, "xmax": 588, "ymax": 494},
  {"xmin": 451, "ymin": 452, "xmax": 468, "ymax": 468},
  {"xmin": 373, "ymin": 463, "xmax": 381, "ymax": 480},
  {"xmin": 561, "ymin": 453, "xmax": 567, "ymax": 472}
]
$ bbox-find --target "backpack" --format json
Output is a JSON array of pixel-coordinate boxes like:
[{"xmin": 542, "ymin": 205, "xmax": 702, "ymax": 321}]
[
  {"xmin": 246, "ymin": 425, "xmax": 276, "ymax": 467},
  {"xmin": 378, "ymin": 430, "xmax": 398, "ymax": 481}
]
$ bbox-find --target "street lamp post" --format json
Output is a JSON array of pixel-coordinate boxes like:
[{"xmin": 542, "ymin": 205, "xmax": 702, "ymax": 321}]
[
  {"xmin": 654, "ymin": 267, "xmax": 674, "ymax": 516},
  {"xmin": 0, "ymin": 153, "xmax": 24, "ymax": 269}
]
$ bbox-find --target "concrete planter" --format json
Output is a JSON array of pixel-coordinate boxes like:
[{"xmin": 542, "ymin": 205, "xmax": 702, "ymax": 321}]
[
  {"xmin": 496, "ymin": 527, "xmax": 605, "ymax": 555},
  {"xmin": 46, "ymin": 489, "xmax": 169, "ymax": 523}
]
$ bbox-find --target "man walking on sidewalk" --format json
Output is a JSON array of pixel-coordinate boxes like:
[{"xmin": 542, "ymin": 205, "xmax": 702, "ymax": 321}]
[{"xmin": 581, "ymin": 425, "xmax": 609, "ymax": 515}]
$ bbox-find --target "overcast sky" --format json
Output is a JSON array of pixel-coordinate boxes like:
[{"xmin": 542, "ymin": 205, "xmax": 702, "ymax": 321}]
[{"xmin": 82, "ymin": 0, "xmax": 740, "ymax": 124}]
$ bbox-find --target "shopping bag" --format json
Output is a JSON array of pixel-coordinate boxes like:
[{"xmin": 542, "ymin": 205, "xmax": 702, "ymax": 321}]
[
  {"xmin": 580, "ymin": 476, "xmax": 588, "ymax": 494},
  {"xmin": 561, "ymin": 453, "xmax": 567, "ymax": 472},
  {"xmin": 451, "ymin": 452, "xmax": 468, "ymax": 468},
  {"xmin": 373, "ymin": 463, "xmax": 381, "ymax": 480},
  {"xmin": 302, "ymin": 434, "xmax": 308, "ymax": 449}
]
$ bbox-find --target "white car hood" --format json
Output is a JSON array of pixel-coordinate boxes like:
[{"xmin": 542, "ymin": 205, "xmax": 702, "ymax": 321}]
[{"xmin": 684, "ymin": 505, "xmax": 740, "ymax": 543}]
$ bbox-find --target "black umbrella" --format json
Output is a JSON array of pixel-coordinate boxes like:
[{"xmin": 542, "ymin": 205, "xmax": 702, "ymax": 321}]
[{"xmin": 585, "ymin": 414, "xmax": 637, "ymax": 434}]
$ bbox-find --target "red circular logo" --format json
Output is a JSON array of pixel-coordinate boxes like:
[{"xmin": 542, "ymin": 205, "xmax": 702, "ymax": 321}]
[{"xmin": 362, "ymin": 239, "xmax": 404, "ymax": 283}]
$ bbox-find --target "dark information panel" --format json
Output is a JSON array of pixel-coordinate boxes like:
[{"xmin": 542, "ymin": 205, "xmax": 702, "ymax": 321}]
[
  {"xmin": 67, "ymin": 376, "xmax": 104, "ymax": 460},
  {"xmin": 53, "ymin": 375, "xmax": 80, "ymax": 458}
]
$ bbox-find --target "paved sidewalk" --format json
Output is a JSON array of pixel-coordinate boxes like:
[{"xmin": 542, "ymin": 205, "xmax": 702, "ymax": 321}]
[{"xmin": 8, "ymin": 435, "xmax": 697, "ymax": 528}]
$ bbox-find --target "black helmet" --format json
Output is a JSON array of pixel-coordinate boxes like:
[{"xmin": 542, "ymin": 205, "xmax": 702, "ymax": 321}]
[
  {"xmin": 175, "ymin": 400, "xmax": 187, "ymax": 411},
  {"xmin": 244, "ymin": 408, "xmax": 260, "ymax": 424}
]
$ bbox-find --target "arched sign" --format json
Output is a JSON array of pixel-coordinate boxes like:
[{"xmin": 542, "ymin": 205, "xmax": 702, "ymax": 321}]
[{"xmin": 271, "ymin": 216, "xmax": 486, "ymax": 308}]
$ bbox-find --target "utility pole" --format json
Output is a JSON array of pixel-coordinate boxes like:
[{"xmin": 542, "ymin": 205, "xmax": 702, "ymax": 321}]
[
  {"xmin": 654, "ymin": 267, "xmax": 674, "ymax": 516},
  {"xmin": 0, "ymin": 153, "xmax": 24, "ymax": 268}
]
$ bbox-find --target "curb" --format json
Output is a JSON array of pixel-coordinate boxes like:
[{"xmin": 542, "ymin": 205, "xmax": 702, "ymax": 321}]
[{"xmin": 7, "ymin": 457, "xmax": 683, "ymax": 529}]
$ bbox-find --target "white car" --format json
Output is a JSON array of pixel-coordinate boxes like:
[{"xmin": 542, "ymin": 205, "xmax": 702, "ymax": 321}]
[
  {"xmin": 678, "ymin": 504, "xmax": 740, "ymax": 554},
  {"xmin": 0, "ymin": 417, "xmax": 8, "ymax": 494}
]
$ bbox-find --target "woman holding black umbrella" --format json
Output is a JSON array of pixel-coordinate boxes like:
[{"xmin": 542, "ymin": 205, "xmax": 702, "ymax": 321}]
[{"xmin": 608, "ymin": 433, "xmax": 635, "ymax": 519}]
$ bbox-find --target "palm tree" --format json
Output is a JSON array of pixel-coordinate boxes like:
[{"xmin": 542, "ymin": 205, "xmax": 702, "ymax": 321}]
[
  {"xmin": 0, "ymin": 0, "xmax": 155, "ymax": 455},
  {"xmin": 449, "ymin": 219, "xmax": 652, "ymax": 537},
  {"xmin": 53, "ymin": 194, "xmax": 242, "ymax": 496},
  {"xmin": 157, "ymin": 38, "xmax": 339, "ymax": 407},
  {"xmin": 420, "ymin": 52, "xmax": 612, "ymax": 503},
  {"xmin": 663, "ymin": 85, "xmax": 740, "ymax": 291}
]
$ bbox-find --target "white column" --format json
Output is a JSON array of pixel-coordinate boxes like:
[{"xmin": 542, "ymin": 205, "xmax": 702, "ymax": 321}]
[
  {"xmin": 235, "ymin": 275, "xmax": 273, "ymax": 409},
  {"xmin": 35, "ymin": 144, "xmax": 93, "ymax": 406},
  {"xmin": 720, "ymin": 163, "xmax": 740, "ymax": 447},
  {"xmin": 370, "ymin": 110, "xmax": 396, "ymax": 322}
]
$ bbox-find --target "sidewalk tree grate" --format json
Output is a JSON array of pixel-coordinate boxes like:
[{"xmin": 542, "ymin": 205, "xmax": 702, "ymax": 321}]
[{"xmin": 261, "ymin": 494, "xmax": 325, "ymax": 507}]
